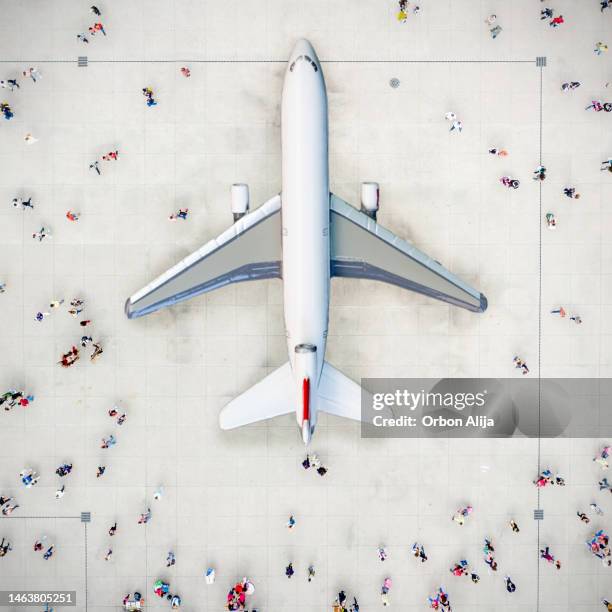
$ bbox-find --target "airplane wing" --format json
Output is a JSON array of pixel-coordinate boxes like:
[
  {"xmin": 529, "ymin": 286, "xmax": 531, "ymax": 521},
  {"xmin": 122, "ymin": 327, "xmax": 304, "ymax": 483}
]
[
  {"xmin": 125, "ymin": 195, "xmax": 282, "ymax": 318},
  {"xmin": 329, "ymin": 194, "xmax": 487, "ymax": 313}
]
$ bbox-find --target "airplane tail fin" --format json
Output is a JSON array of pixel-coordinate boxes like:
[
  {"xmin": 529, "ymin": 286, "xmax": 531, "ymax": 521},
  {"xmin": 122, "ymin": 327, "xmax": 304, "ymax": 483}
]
[
  {"xmin": 219, "ymin": 362, "xmax": 294, "ymax": 429},
  {"xmin": 218, "ymin": 360, "xmax": 369, "ymax": 431},
  {"xmin": 317, "ymin": 361, "xmax": 367, "ymax": 421}
]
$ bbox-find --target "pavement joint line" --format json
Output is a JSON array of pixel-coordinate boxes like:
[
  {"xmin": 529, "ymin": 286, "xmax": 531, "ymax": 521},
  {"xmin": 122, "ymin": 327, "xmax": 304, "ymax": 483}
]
[{"xmin": 0, "ymin": 58, "xmax": 537, "ymax": 64}]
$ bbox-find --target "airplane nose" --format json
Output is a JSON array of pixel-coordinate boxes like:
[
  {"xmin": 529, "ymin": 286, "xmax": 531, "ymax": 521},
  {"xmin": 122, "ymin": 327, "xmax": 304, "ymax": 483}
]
[{"xmin": 290, "ymin": 38, "xmax": 318, "ymax": 63}]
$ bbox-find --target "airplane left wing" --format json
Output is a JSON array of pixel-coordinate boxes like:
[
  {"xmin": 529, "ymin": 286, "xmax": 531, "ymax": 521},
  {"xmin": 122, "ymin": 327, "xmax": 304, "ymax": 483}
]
[
  {"xmin": 125, "ymin": 195, "xmax": 281, "ymax": 318},
  {"xmin": 330, "ymin": 194, "xmax": 487, "ymax": 312}
]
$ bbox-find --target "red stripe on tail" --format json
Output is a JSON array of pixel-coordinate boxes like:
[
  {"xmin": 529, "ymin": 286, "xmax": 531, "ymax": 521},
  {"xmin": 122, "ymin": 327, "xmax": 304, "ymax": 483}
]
[{"xmin": 302, "ymin": 377, "xmax": 310, "ymax": 421}]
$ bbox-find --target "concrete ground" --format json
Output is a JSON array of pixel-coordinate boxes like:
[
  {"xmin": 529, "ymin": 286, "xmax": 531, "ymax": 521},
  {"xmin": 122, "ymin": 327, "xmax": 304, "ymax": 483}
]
[{"xmin": 0, "ymin": 0, "xmax": 611, "ymax": 610}]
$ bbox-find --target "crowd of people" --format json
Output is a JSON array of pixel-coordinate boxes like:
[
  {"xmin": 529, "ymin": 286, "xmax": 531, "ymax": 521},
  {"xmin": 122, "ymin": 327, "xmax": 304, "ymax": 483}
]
[{"xmin": 0, "ymin": 1, "xmax": 611, "ymax": 610}]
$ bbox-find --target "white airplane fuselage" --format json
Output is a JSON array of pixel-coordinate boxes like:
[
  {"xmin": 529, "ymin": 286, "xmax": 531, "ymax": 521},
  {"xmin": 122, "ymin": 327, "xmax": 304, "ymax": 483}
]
[{"xmin": 281, "ymin": 40, "xmax": 329, "ymax": 444}]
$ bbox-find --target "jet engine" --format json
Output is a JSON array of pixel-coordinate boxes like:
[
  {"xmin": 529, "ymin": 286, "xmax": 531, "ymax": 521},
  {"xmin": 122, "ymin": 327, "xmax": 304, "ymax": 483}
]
[
  {"xmin": 231, "ymin": 183, "xmax": 250, "ymax": 222},
  {"xmin": 360, "ymin": 182, "xmax": 379, "ymax": 220}
]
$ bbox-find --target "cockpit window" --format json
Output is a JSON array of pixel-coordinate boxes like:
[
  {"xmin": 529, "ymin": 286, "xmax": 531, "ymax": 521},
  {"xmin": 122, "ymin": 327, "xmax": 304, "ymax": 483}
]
[{"xmin": 290, "ymin": 54, "xmax": 318, "ymax": 73}]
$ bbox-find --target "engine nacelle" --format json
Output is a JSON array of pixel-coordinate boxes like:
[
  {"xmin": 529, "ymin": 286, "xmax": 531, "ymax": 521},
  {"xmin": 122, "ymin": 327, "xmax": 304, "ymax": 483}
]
[
  {"xmin": 360, "ymin": 182, "xmax": 379, "ymax": 220},
  {"xmin": 231, "ymin": 183, "xmax": 250, "ymax": 222}
]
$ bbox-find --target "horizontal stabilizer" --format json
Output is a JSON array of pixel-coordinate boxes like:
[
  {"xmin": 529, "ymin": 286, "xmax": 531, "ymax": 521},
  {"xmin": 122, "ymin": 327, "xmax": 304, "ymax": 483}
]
[
  {"xmin": 219, "ymin": 362, "xmax": 294, "ymax": 429},
  {"xmin": 317, "ymin": 361, "xmax": 368, "ymax": 421}
]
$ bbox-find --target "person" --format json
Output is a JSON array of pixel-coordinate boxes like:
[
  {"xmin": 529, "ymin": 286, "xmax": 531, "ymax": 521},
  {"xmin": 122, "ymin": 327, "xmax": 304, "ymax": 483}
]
[
  {"xmin": 24, "ymin": 133, "xmax": 38, "ymax": 144},
  {"xmin": 577, "ymin": 511, "xmax": 590, "ymax": 523},
  {"xmin": 533, "ymin": 165, "xmax": 546, "ymax": 181},
  {"xmin": 101, "ymin": 434, "xmax": 116, "ymax": 449},
  {"xmin": 586, "ymin": 100, "xmax": 604, "ymax": 112},
  {"xmin": 55, "ymin": 463, "xmax": 73, "ymax": 477},
  {"xmin": 153, "ymin": 486, "xmax": 163, "ymax": 500},
  {"xmin": 563, "ymin": 187, "xmax": 580, "ymax": 199},
  {"xmin": 66, "ymin": 210, "xmax": 79, "ymax": 221},
  {"xmin": 104, "ymin": 548, "xmax": 113, "ymax": 561},
  {"xmin": 378, "ymin": 546, "xmax": 387, "ymax": 561},
  {"xmin": 0, "ymin": 79, "xmax": 19, "ymax": 90},
  {"xmin": 595, "ymin": 42, "xmax": 609, "ymax": 55},
  {"xmin": 180, "ymin": 67, "xmax": 191, "ymax": 77},
  {"xmin": 549, "ymin": 14, "xmax": 564, "ymax": 26},
  {"xmin": 449, "ymin": 120, "xmax": 463, "ymax": 133},
  {"xmin": 570, "ymin": 315, "xmax": 582, "ymax": 325},
  {"xmin": 77, "ymin": 33, "xmax": 89, "ymax": 44},
  {"xmin": 509, "ymin": 519, "xmax": 520, "ymax": 533},
  {"xmin": 452, "ymin": 505, "xmax": 473, "ymax": 525},
  {"xmin": 205, "ymin": 567, "xmax": 215, "ymax": 584},
  {"xmin": 381, "ymin": 577, "xmax": 391, "ymax": 606},
  {"xmin": 166, "ymin": 551, "xmax": 176, "ymax": 567},
  {"xmin": 89, "ymin": 161, "xmax": 101, "ymax": 175},
  {"xmin": 602, "ymin": 600, "xmax": 612, "ymax": 611},
  {"xmin": 43, "ymin": 546, "xmax": 54, "ymax": 560},
  {"xmin": 601, "ymin": 158, "xmax": 612, "ymax": 172},
  {"xmin": 0, "ymin": 537, "xmax": 12, "ymax": 557},
  {"xmin": 488, "ymin": 147, "xmax": 508, "ymax": 156},
  {"xmin": 561, "ymin": 81, "xmax": 580, "ymax": 91},
  {"xmin": 91, "ymin": 342, "xmax": 103, "ymax": 361},
  {"xmin": 169, "ymin": 208, "xmax": 189, "ymax": 221},
  {"xmin": 450, "ymin": 560, "xmax": 469, "ymax": 576},
  {"xmin": 594, "ymin": 446, "xmax": 611, "ymax": 469},
  {"xmin": 91, "ymin": 5, "xmax": 101, "ymax": 15},
  {"xmin": 1, "ymin": 501, "xmax": 19, "ymax": 515},
  {"xmin": 412, "ymin": 542, "xmax": 428, "ymax": 562},
  {"xmin": 55, "ymin": 485, "xmax": 65, "ymax": 499},
  {"xmin": 0, "ymin": 102, "xmax": 13, "ymax": 120},
  {"xmin": 23, "ymin": 67, "xmax": 42, "ymax": 82},
  {"xmin": 551, "ymin": 307, "xmax": 566, "ymax": 318},
  {"xmin": 143, "ymin": 87, "xmax": 157, "ymax": 106},
  {"xmin": 287, "ymin": 515, "xmax": 296, "ymax": 529},
  {"xmin": 490, "ymin": 24, "xmax": 502, "ymax": 38},
  {"xmin": 541, "ymin": 8, "xmax": 553, "ymax": 19},
  {"xmin": 109, "ymin": 522, "xmax": 117, "ymax": 536},
  {"xmin": 170, "ymin": 595, "xmax": 181, "ymax": 609},
  {"xmin": 545, "ymin": 212, "xmax": 557, "ymax": 229},
  {"xmin": 59, "ymin": 346, "xmax": 79, "ymax": 367},
  {"xmin": 307, "ymin": 564, "xmax": 315, "ymax": 581},
  {"xmin": 138, "ymin": 508, "xmax": 151, "ymax": 524},
  {"xmin": 513, "ymin": 356, "xmax": 529, "ymax": 374},
  {"xmin": 285, "ymin": 562, "xmax": 294, "ymax": 578},
  {"xmin": 591, "ymin": 503, "xmax": 604, "ymax": 515},
  {"xmin": 506, "ymin": 576, "xmax": 516, "ymax": 592},
  {"xmin": 500, "ymin": 176, "xmax": 520, "ymax": 189},
  {"xmin": 20, "ymin": 468, "xmax": 40, "ymax": 487},
  {"xmin": 32, "ymin": 227, "xmax": 51, "ymax": 241},
  {"xmin": 599, "ymin": 478, "xmax": 612, "ymax": 492},
  {"xmin": 12, "ymin": 197, "xmax": 34, "ymax": 210},
  {"xmin": 33, "ymin": 536, "xmax": 47, "ymax": 551}
]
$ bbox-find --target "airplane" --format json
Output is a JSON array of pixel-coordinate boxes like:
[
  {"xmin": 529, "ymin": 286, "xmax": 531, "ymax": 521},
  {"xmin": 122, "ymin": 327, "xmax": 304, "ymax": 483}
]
[{"xmin": 125, "ymin": 38, "xmax": 488, "ymax": 445}]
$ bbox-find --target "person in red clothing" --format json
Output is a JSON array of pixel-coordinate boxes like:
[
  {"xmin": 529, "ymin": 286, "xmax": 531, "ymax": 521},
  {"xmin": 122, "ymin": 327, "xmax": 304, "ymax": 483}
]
[{"xmin": 550, "ymin": 15, "xmax": 564, "ymax": 27}]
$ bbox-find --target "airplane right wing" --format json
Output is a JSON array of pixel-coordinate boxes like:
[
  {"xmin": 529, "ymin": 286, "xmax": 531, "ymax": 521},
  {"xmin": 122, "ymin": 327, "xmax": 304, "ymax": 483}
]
[
  {"xmin": 330, "ymin": 194, "xmax": 487, "ymax": 313},
  {"xmin": 125, "ymin": 195, "xmax": 282, "ymax": 319}
]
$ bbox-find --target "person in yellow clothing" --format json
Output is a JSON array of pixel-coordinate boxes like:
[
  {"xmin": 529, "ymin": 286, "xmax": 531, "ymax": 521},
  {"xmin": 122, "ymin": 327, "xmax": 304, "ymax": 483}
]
[{"xmin": 397, "ymin": 0, "xmax": 408, "ymax": 22}]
